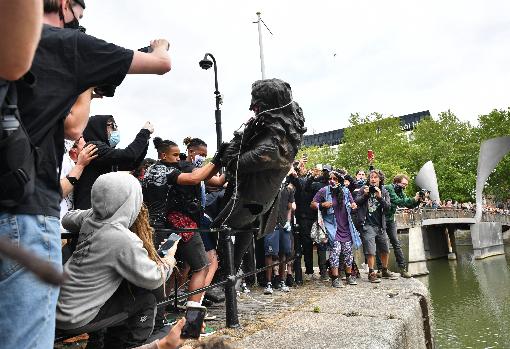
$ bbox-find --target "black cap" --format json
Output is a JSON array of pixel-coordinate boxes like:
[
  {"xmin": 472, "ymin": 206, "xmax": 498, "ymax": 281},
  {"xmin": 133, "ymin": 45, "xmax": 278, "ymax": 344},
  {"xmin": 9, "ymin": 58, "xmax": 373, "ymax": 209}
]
[{"xmin": 74, "ymin": 0, "xmax": 86, "ymax": 9}]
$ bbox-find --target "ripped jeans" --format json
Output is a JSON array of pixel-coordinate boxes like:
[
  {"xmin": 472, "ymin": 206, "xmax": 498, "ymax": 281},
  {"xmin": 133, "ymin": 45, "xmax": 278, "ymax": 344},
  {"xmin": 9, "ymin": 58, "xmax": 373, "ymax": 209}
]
[{"xmin": 329, "ymin": 240, "xmax": 353, "ymax": 269}]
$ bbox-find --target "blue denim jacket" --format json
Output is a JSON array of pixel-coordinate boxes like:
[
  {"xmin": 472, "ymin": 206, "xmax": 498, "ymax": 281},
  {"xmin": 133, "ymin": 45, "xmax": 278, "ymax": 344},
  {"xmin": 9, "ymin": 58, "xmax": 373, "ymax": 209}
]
[{"xmin": 322, "ymin": 185, "xmax": 362, "ymax": 249}]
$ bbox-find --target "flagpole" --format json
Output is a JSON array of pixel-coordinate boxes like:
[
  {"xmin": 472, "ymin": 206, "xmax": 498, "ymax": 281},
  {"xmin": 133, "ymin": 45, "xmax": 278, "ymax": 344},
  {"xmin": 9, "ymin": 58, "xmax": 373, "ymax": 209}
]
[{"xmin": 256, "ymin": 12, "xmax": 266, "ymax": 79}]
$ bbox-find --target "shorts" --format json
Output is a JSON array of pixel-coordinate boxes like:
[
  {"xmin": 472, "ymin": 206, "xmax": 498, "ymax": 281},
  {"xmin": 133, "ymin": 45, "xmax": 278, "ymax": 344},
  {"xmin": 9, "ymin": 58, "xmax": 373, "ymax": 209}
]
[
  {"xmin": 175, "ymin": 232, "xmax": 209, "ymax": 272},
  {"xmin": 362, "ymin": 224, "xmax": 389, "ymax": 256},
  {"xmin": 264, "ymin": 227, "xmax": 292, "ymax": 257},
  {"xmin": 199, "ymin": 215, "xmax": 217, "ymax": 252}
]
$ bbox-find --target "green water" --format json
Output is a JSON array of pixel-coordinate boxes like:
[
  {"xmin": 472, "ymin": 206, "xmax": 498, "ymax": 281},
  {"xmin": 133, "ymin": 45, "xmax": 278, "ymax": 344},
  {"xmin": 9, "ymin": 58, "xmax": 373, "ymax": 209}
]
[
  {"xmin": 314, "ymin": 236, "xmax": 510, "ymax": 348},
  {"xmin": 415, "ymin": 244, "xmax": 510, "ymax": 349}
]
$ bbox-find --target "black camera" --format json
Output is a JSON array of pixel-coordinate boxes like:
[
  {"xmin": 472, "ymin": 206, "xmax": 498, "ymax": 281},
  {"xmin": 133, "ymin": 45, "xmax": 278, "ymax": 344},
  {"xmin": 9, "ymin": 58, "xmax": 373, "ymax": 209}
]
[
  {"xmin": 419, "ymin": 189, "xmax": 430, "ymax": 200},
  {"xmin": 369, "ymin": 185, "xmax": 377, "ymax": 194},
  {"xmin": 93, "ymin": 84, "xmax": 117, "ymax": 98}
]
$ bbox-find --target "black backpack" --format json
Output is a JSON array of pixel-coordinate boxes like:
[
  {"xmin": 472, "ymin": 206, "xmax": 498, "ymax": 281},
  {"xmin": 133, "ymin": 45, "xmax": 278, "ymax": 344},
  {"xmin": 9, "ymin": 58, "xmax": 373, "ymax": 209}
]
[{"xmin": 0, "ymin": 79, "xmax": 39, "ymax": 207}]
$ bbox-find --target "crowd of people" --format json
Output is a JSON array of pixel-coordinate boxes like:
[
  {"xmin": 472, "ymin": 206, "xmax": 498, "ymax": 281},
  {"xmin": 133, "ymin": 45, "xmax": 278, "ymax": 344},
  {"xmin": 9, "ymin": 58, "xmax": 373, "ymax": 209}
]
[{"xmin": 2, "ymin": 1, "xmax": 492, "ymax": 349}]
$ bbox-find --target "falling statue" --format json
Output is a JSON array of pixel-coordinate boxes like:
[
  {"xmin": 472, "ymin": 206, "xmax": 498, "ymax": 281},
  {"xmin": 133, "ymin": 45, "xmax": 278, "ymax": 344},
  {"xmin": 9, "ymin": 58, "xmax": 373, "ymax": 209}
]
[{"xmin": 213, "ymin": 78, "xmax": 306, "ymax": 270}]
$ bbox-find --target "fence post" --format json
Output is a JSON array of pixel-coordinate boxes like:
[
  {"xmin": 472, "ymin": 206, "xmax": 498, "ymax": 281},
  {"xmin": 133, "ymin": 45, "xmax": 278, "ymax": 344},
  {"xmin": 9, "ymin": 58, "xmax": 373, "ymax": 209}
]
[{"xmin": 222, "ymin": 231, "xmax": 240, "ymax": 328}]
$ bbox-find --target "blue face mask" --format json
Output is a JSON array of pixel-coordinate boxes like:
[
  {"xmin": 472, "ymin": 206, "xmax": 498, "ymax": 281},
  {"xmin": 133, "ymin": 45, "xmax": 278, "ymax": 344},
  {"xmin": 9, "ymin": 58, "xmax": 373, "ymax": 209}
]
[
  {"xmin": 109, "ymin": 131, "xmax": 120, "ymax": 148},
  {"xmin": 193, "ymin": 155, "xmax": 206, "ymax": 168}
]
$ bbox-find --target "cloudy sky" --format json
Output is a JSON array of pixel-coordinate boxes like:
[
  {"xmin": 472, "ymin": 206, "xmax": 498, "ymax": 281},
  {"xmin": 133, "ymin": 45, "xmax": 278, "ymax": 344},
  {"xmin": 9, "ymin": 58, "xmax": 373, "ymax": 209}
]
[{"xmin": 82, "ymin": 0, "xmax": 510, "ymax": 157}]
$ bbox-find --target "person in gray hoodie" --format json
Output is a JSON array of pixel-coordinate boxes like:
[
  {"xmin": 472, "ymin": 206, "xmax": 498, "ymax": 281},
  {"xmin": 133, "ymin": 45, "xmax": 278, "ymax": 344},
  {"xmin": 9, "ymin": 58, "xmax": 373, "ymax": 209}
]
[{"xmin": 56, "ymin": 172, "xmax": 175, "ymax": 348}]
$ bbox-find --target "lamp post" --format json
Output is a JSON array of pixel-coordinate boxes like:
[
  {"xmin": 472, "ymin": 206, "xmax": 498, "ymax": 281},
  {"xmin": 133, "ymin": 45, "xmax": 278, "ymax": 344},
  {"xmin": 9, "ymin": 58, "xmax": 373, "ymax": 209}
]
[{"xmin": 199, "ymin": 53, "xmax": 222, "ymax": 151}]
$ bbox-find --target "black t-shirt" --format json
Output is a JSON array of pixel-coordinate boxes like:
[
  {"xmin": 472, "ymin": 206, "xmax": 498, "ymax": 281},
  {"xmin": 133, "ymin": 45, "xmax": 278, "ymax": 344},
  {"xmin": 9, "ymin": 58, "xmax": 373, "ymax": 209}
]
[
  {"xmin": 142, "ymin": 161, "xmax": 182, "ymax": 226},
  {"xmin": 6, "ymin": 25, "xmax": 133, "ymax": 217},
  {"xmin": 366, "ymin": 194, "xmax": 383, "ymax": 227},
  {"xmin": 277, "ymin": 185, "xmax": 295, "ymax": 226}
]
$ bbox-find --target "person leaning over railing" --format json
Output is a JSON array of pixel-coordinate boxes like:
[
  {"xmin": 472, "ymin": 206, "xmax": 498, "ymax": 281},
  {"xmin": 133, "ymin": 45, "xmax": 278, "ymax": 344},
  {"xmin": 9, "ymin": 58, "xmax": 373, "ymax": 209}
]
[{"xmin": 56, "ymin": 172, "xmax": 176, "ymax": 348}]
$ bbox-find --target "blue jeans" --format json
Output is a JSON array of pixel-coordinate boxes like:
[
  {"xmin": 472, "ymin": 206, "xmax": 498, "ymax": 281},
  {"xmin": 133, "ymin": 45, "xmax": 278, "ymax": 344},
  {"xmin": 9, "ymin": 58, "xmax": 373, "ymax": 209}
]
[{"xmin": 0, "ymin": 213, "xmax": 62, "ymax": 349}]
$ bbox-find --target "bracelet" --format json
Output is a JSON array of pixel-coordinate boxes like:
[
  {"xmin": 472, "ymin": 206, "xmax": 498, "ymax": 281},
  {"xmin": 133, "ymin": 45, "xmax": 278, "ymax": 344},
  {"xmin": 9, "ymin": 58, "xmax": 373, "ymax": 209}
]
[{"xmin": 66, "ymin": 175, "xmax": 78, "ymax": 186}]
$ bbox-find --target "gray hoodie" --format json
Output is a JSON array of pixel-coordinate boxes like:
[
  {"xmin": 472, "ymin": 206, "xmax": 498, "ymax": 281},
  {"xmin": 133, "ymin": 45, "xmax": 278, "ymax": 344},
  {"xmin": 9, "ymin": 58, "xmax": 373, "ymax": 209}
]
[{"xmin": 56, "ymin": 172, "xmax": 168, "ymax": 330}]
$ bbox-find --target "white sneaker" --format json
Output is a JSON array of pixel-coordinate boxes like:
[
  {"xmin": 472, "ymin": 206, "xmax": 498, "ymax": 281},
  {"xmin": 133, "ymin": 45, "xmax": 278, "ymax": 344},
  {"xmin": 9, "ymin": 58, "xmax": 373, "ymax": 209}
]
[
  {"xmin": 264, "ymin": 283, "xmax": 273, "ymax": 295},
  {"xmin": 241, "ymin": 282, "xmax": 251, "ymax": 294},
  {"xmin": 312, "ymin": 273, "xmax": 321, "ymax": 280},
  {"xmin": 303, "ymin": 274, "xmax": 313, "ymax": 282},
  {"xmin": 361, "ymin": 263, "xmax": 369, "ymax": 273},
  {"xmin": 279, "ymin": 281, "xmax": 290, "ymax": 292}
]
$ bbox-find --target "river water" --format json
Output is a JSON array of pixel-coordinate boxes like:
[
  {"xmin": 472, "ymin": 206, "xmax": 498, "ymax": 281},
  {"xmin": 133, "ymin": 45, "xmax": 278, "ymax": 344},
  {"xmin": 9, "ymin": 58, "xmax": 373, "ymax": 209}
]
[{"xmin": 391, "ymin": 237, "xmax": 510, "ymax": 349}]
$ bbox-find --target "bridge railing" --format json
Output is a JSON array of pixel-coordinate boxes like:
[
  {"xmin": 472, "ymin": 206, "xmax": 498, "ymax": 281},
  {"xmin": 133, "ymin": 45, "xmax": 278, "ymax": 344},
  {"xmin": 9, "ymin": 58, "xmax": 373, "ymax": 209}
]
[{"xmin": 395, "ymin": 208, "xmax": 510, "ymax": 228}]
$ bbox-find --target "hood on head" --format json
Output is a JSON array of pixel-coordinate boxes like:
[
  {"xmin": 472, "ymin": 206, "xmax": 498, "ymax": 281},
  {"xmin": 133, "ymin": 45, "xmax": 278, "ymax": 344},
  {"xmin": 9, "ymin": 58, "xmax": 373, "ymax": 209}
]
[
  {"xmin": 83, "ymin": 115, "xmax": 112, "ymax": 143},
  {"xmin": 91, "ymin": 172, "xmax": 142, "ymax": 228}
]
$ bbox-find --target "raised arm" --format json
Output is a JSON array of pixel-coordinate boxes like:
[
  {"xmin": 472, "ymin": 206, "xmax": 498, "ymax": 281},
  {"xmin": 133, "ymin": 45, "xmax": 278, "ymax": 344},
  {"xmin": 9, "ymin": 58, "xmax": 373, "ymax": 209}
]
[{"xmin": 128, "ymin": 39, "xmax": 171, "ymax": 75}]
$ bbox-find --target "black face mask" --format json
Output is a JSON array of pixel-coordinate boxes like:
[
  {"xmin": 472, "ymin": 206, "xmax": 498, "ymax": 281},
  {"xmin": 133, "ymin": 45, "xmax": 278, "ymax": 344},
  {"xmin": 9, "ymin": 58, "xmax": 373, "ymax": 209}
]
[
  {"xmin": 394, "ymin": 184, "xmax": 403, "ymax": 194},
  {"xmin": 59, "ymin": 3, "xmax": 81, "ymax": 30}
]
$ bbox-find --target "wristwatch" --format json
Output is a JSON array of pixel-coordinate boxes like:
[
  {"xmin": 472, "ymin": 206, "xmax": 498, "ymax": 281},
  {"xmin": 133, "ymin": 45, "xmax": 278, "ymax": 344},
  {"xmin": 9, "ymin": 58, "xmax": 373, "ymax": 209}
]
[{"xmin": 66, "ymin": 175, "xmax": 78, "ymax": 186}]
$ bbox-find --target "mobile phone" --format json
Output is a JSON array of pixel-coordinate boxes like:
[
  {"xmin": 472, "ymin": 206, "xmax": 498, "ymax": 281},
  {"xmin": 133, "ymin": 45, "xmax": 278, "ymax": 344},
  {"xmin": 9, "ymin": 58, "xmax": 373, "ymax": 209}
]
[
  {"xmin": 367, "ymin": 149, "xmax": 374, "ymax": 161},
  {"xmin": 181, "ymin": 306, "xmax": 207, "ymax": 339},
  {"xmin": 157, "ymin": 233, "xmax": 181, "ymax": 257}
]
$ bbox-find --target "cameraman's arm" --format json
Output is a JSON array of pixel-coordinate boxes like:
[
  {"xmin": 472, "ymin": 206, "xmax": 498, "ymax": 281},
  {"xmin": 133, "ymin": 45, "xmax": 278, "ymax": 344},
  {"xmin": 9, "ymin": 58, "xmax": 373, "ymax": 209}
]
[
  {"xmin": 0, "ymin": 0, "xmax": 42, "ymax": 80},
  {"xmin": 129, "ymin": 39, "xmax": 171, "ymax": 75},
  {"xmin": 64, "ymin": 88, "xmax": 93, "ymax": 140}
]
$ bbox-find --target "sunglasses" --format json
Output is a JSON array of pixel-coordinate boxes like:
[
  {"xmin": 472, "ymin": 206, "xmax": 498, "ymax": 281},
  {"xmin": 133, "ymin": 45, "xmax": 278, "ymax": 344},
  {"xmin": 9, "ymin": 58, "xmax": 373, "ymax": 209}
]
[{"xmin": 106, "ymin": 122, "xmax": 118, "ymax": 131}]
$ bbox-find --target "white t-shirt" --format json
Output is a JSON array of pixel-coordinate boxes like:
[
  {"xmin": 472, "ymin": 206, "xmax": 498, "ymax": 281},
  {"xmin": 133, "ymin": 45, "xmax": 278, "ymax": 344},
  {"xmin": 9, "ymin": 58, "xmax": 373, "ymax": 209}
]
[{"xmin": 60, "ymin": 154, "xmax": 75, "ymax": 232}]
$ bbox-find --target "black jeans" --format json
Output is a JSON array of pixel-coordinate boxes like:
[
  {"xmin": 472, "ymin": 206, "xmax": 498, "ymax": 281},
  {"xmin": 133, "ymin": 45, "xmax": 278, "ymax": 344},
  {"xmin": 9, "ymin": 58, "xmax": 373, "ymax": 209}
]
[
  {"xmin": 65, "ymin": 281, "xmax": 157, "ymax": 349},
  {"xmin": 293, "ymin": 217, "xmax": 319, "ymax": 279},
  {"xmin": 376, "ymin": 219, "xmax": 406, "ymax": 270}
]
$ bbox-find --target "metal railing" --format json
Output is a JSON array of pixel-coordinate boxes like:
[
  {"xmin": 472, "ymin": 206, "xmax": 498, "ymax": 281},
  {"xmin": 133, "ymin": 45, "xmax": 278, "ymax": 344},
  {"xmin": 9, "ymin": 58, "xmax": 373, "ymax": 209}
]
[
  {"xmin": 394, "ymin": 208, "xmax": 510, "ymax": 229},
  {"xmin": 56, "ymin": 226, "xmax": 295, "ymax": 342}
]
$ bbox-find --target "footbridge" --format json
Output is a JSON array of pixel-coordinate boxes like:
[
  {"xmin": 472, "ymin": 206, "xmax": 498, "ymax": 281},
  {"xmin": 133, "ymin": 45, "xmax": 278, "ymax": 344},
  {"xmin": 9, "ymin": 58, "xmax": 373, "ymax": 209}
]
[{"xmin": 395, "ymin": 209, "xmax": 510, "ymax": 275}]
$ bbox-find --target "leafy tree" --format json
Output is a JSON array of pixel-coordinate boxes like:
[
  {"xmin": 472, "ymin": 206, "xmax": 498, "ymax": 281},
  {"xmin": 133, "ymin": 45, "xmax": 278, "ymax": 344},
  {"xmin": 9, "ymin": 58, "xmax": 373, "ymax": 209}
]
[{"xmin": 475, "ymin": 109, "xmax": 510, "ymax": 202}]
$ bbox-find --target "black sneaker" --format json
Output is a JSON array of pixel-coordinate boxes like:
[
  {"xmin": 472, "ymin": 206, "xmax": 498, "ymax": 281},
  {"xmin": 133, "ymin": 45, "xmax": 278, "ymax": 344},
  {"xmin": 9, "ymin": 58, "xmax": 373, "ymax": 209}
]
[
  {"xmin": 272, "ymin": 275, "xmax": 281, "ymax": 289},
  {"xmin": 285, "ymin": 274, "xmax": 295, "ymax": 287}
]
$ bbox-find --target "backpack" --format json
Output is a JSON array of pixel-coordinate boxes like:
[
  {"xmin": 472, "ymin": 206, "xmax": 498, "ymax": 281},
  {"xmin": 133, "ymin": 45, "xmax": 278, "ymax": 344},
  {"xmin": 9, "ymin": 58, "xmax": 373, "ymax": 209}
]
[{"xmin": 0, "ymin": 78, "xmax": 38, "ymax": 207}]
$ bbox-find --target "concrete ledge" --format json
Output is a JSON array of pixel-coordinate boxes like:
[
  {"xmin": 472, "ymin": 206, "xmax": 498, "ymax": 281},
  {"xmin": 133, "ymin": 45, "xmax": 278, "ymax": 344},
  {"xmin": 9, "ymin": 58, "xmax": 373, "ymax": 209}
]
[
  {"xmin": 473, "ymin": 245, "xmax": 505, "ymax": 259},
  {"xmin": 233, "ymin": 277, "xmax": 433, "ymax": 349},
  {"xmin": 471, "ymin": 222, "xmax": 504, "ymax": 259}
]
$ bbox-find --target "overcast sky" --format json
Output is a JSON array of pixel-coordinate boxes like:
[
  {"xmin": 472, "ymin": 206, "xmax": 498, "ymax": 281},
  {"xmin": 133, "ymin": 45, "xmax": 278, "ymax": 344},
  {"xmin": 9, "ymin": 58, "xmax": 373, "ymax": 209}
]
[{"xmin": 82, "ymin": 0, "xmax": 510, "ymax": 157}]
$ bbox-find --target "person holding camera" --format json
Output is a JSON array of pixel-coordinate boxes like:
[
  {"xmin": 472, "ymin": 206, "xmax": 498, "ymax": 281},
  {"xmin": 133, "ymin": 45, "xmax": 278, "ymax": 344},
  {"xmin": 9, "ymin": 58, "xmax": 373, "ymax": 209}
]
[
  {"xmin": 73, "ymin": 115, "xmax": 153, "ymax": 210},
  {"xmin": 378, "ymin": 174, "xmax": 422, "ymax": 278},
  {"xmin": 1, "ymin": 0, "xmax": 172, "ymax": 346},
  {"xmin": 311, "ymin": 171, "xmax": 360, "ymax": 288},
  {"xmin": 355, "ymin": 169, "xmax": 391, "ymax": 283}
]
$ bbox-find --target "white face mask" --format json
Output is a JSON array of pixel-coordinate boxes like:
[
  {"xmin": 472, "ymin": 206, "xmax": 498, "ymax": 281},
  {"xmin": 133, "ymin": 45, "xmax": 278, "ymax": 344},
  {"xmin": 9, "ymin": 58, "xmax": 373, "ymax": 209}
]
[{"xmin": 193, "ymin": 154, "xmax": 206, "ymax": 168}]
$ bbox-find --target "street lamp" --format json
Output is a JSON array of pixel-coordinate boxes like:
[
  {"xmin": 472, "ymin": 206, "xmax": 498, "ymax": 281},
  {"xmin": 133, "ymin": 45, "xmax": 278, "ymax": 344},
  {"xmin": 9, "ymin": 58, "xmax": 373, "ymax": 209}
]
[{"xmin": 199, "ymin": 53, "xmax": 222, "ymax": 151}]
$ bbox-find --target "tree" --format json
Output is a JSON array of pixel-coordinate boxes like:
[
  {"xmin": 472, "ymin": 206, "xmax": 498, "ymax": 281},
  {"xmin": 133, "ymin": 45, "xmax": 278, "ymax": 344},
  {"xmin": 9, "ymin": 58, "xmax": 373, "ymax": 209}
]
[
  {"xmin": 475, "ymin": 109, "xmax": 510, "ymax": 202},
  {"xmin": 406, "ymin": 110, "xmax": 478, "ymax": 202}
]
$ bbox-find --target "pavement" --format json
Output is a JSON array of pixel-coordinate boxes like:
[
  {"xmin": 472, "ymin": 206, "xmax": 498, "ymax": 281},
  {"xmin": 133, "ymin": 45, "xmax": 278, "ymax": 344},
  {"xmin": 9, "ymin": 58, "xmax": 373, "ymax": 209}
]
[
  {"xmin": 205, "ymin": 270, "xmax": 433, "ymax": 349},
  {"xmin": 57, "ymin": 269, "xmax": 432, "ymax": 349}
]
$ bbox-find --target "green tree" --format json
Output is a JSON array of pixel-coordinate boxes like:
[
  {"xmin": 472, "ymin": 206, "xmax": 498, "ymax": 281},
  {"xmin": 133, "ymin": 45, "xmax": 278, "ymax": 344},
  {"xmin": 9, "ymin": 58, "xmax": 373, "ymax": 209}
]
[
  {"xmin": 475, "ymin": 108, "xmax": 510, "ymax": 201},
  {"xmin": 409, "ymin": 110, "xmax": 478, "ymax": 202},
  {"xmin": 336, "ymin": 112, "xmax": 411, "ymax": 182}
]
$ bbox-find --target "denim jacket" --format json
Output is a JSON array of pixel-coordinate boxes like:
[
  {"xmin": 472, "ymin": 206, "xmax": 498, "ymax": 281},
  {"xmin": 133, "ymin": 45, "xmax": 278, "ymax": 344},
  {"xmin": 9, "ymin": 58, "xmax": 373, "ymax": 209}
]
[{"xmin": 322, "ymin": 185, "xmax": 362, "ymax": 249}]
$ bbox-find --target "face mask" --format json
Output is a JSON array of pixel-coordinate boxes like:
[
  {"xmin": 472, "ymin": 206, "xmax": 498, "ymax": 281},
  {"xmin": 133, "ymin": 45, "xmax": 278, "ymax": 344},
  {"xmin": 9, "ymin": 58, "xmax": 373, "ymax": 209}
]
[
  {"xmin": 394, "ymin": 184, "xmax": 403, "ymax": 194},
  {"xmin": 109, "ymin": 131, "xmax": 120, "ymax": 148},
  {"xmin": 193, "ymin": 155, "xmax": 205, "ymax": 168},
  {"xmin": 61, "ymin": 2, "xmax": 80, "ymax": 29},
  {"xmin": 356, "ymin": 179, "xmax": 366, "ymax": 186}
]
